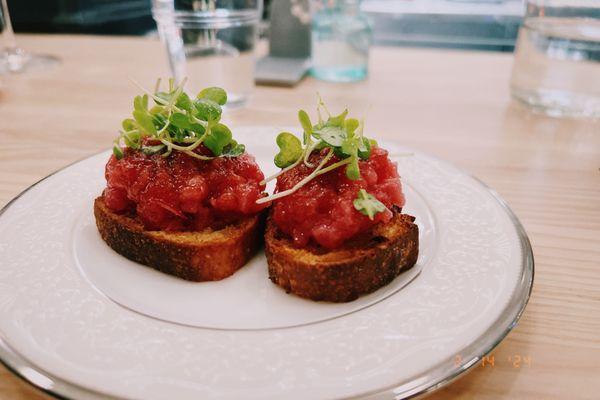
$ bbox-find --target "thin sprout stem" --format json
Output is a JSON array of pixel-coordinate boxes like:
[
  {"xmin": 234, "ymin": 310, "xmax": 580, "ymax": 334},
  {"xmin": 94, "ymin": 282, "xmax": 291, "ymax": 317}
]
[
  {"xmin": 317, "ymin": 92, "xmax": 331, "ymax": 117},
  {"xmin": 317, "ymin": 106, "xmax": 323, "ymax": 125},
  {"xmin": 181, "ymin": 133, "xmax": 205, "ymax": 143},
  {"xmin": 159, "ymin": 121, "xmax": 209, "ymax": 152},
  {"xmin": 182, "ymin": 129, "xmax": 209, "ymax": 151},
  {"xmin": 303, "ymin": 140, "xmax": 319, "ymax": 168},
  {"xmin": 358, "ymin": 118, "xmax": 365, "ymax": 138},
  {"xmin": 154, "ymin": 78, "xmax": 162, "ymax": 93},
  {"xmin": 257, "ymin": 150, "xmax": 334, "ymax": 204},
  {"xmin": 159, "ymin": 137, "xmax": 205, "ymax": 152},
  {"xmin": 190, "ymin": 115, "xmax": 209, "ymax": 128},
  {"xmin": 260, "ymin": 145, "xmax": 353, "ymax": 186},
  {"xmin": 155, "ymin": 110, "xmax": 172, "ymax": 136},
  {"xmin": 314, "ymin": 157, "xmax": 351, "ymax": 176},
  {"xmin": 183, "ymin": 150, "xmax": 214, "ymax": 160},
  {"xmin": 261, "ymin": 134, "xmax": 316, "ymax": 184},
  {"xmin": 162, "ymin": 144, "xmax": 173, "ymax": 158},
  {"xmin": 260, "ymin": 155, "xmax": 303, "ymax": 185}
]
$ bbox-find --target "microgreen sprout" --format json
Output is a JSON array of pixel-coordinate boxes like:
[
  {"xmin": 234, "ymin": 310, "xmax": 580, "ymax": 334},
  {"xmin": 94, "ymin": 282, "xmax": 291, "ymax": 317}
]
[
  {"xmin": 256, "ymin": 96, "xmax": 380, "ymax": 209},
  {"xmin": 112, "ymin": 79, "xmax": 244, "ymax": 161},
  {"xmin": 353, "ymin": 189, "xmax": 388, "ymax": 220}
]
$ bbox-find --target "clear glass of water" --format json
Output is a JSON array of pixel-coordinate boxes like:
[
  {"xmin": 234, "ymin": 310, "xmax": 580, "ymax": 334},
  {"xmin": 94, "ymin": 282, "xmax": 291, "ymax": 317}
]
[
  {"xmin": 510, "ymin": 0, "xmax": 600, "ymax": 118},
  {"xmin": 0, "ymin": 0, "xmax": 59, "ymax": 74},
  {"xmin": 311, "ymin": 0, "xmax": 371, "ymax": 82},
  {"xmin": 152, "ymin": 0, "xmax": 263, "ymax": 106}
]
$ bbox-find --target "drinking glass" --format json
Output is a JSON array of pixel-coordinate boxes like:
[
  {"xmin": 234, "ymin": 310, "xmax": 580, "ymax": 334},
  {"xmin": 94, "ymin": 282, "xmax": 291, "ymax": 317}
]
[
  {"xmin": 152, "ymin": 0, "xmax": 263, "ymax": 106},
  {"xmin": 0, "ymin": 0, "xmax": 59, "ymax": 74},
  {"xmin": 311, "ymin": 0, "xmax": 371, "ymax": 82},
  {"xmin": 510, "ymin": 0, "xmax": 600, "ymax": 118}
]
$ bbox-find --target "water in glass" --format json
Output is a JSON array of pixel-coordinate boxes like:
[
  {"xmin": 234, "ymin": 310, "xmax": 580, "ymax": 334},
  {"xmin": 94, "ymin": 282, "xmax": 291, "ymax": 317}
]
[
  {"xmin": 153, "ymin": 0, "xmax": 261, "ymax": 106},
  {"xmin": 311, "ymin": 0, "xmax": 371, "ymax": 82},
  {"xmin": 510, "ymin": 2, "xmax": 600, "ymax": 117}
]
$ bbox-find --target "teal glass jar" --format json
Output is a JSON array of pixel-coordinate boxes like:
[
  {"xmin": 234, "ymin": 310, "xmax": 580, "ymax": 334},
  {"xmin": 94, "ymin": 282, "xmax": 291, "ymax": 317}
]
[{"xmin": 310, "ymin": 0, "xmax": 372, "ymax": 82}]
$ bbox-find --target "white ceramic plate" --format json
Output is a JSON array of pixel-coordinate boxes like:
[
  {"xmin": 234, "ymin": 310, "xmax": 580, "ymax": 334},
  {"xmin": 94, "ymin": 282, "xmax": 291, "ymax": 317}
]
[{"xmin": 0, "ymin": 127, "xmax": 533, "ymax": 400}]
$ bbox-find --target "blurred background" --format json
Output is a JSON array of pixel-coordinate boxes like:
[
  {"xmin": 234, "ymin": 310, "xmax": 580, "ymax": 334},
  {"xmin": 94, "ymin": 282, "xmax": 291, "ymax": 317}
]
[{"xmin": 6, "ymin": 0, "xmax": 522, "ymax": 52}]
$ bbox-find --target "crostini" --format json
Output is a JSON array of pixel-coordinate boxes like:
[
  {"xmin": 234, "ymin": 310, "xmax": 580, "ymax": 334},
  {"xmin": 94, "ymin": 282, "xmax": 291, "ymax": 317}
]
[
  {"xmin": 95, "ymin": 79, "xmax": 268, "ymax": 281},
  {"xmin": 259, "ymin": 100, "xmax": 419, "ymax": 302}
]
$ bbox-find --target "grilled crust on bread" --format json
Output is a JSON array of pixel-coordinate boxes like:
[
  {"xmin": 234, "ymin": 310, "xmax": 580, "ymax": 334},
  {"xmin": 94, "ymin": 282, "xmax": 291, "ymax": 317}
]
[
  {"xmin": 265, "ymin": 208, "xmax": 418, "ymax": 302},
  {"xmin": 94, "ymin": 196, "xmax": 264, "ymax": 281}
]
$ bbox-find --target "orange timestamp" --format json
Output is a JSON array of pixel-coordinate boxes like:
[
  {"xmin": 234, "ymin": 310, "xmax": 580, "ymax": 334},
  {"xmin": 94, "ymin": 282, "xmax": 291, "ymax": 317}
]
[{"xmin": 454, "ymin": 354, "xmax": 532, "ymax": 368}]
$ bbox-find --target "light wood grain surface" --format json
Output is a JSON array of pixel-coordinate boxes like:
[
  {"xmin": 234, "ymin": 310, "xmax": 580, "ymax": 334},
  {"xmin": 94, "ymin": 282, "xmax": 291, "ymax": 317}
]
[{"xmin": 0, "ymin": 35, "xmax": 599, "ymax": 400}]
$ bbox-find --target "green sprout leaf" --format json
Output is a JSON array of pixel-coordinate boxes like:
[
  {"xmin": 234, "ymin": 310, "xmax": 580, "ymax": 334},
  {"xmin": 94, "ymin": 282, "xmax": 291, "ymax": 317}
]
[
  {"xmin": 155, "ymin": 91, "xmax": 192, "ymax": 110},
  {"xmin": 274, "ymin": 132, "xmax": 303, "ymax": 168},
  {"xmin": 149, "ymin": 105, "xmax": 164, "ymax": 115},
  {"xmin": 353, "ymin": 189, "xmax": 388, "ymax": 220},
  {"xmin": 313, "ymin": 126, "xmax": 346, "ymax": 147},
  {"xmin": 155, "ymin": 91, "xmax": 170, "ymax": 104},
  {"xmin": 175, "ymin": 92, "xmax": 193, "ymax": 111},
  {"xmin": 112, "ymin": 81, "xmax": 245, "ymax": 160},
  {"xmin": 298, "ymin": 109, "xmax": 313, "ymax": 145},
  {"xmin": 189, "ymin": 123, "xmax": 206, "ymax": 136},
  {"xmin": 345, "ymin": 118, "xmax": 360, "ymax": 137},
  {"xmin": 122, "ymin": 118, "xmax": 137, "ymax": 131},
  {"xmin": 123, "ymin": 131, "xmax": 141, "ymax": 149},
  {"xmin": 194, "ymin": 98, "xmax": 222, "ymax": 122},
  {"xmin": 340, "ymin": 136, "xmax": 362, "ymax": 180},
  {"xmin": 326, "ymin": 109, "xmax": 348, "ymax": 127},
  {"xmin": 221, "ymin": 140, "xmax": 245, "ymax": 157},
  {"xmin": 113, "ymin": 144, "xmax": 124, "ymax": 159},
  {"xmin": 204, "ymin": 123, "xmax": 232, "ymax": 156},
  {"xmin": 170, "ymin": 112, "xmax": 192, "ymax": 129},
  {"xmin": 133, "ymin": 94, "xmax": 149, "ymax": 112},
  {"xmin": 357, "ymin": 137, "xmax": 371, "ymax": 160},
  {"xmin": 152, "ymin": 113, "xmax": 167, "ymax": 129},
  {"xmin": 345, "ymin": 156, "xmax": 361, "ymax": 180},
  {"xmin": 259, "ymin": 94, "xmax": 386, "ymax": 205},
  {"xmin": 197, "ymin": 87, "xmax": 227, "ymax": 106},
  {"xmin": 341, "ymin": 137, "xmax": 358, "ymax": 157},
  {"xmin": 132, "ymin": 109, "xmax": 157, "ymax": 135}
]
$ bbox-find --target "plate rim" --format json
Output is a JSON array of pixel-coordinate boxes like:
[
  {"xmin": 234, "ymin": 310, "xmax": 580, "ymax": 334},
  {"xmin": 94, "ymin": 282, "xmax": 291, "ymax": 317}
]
[{"xmin": 0, "ymin": 145, "xmax": 534, "ymax": 400}]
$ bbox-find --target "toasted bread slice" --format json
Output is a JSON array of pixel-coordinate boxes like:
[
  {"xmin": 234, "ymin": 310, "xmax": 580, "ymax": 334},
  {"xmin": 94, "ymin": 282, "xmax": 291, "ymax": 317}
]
[
  {"xmin": 265, "ymin": 208, "xmax": 419, "ymax": 302},
  {"xmin": 94, "ymin": 196, "xmax": 264, "ymax": 281}
]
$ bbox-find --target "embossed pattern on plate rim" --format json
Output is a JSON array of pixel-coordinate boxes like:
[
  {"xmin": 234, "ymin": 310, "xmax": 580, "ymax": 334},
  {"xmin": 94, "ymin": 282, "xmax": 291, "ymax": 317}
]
[{"xmin": 0, "ymin": 142, "xmax": 534, "ymax": 400}]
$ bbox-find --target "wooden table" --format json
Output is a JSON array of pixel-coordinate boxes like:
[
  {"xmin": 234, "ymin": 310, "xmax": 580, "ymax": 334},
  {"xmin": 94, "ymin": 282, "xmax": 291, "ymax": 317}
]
[{"xmin": 0, "ymin": 35, "xmax": 598, "ymax": 400}]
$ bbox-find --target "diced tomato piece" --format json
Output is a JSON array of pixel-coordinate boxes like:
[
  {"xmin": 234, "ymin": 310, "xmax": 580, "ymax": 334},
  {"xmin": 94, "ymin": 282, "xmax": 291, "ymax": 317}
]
[
  {"xmin": 272, "ymin": 145, "xmax": 404, "ymax": 249},
  {"xmin": 103, "ymin": 186, "xmax": 130, "ymax": 212},
  {"xmin": 104, "ymin": 146, "xmax": 267, "ymax": 231}
]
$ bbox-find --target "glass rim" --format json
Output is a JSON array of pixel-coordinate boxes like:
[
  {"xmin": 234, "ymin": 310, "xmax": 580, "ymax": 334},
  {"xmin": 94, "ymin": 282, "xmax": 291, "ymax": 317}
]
[{"xmin": 153, "ymin": 8, "xmax": 261, "ymax": 28}]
